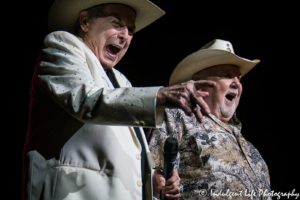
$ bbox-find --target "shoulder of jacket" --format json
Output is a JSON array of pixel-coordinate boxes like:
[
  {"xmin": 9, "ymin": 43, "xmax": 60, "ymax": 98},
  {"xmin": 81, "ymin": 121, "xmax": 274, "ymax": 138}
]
[{"xmin": 43, "ymin": 31, "xmax": 84, "ymax": 48}]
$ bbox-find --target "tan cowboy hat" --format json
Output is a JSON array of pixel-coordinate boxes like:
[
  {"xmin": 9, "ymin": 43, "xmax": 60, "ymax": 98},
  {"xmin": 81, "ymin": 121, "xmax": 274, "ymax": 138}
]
[
  {"xmin": 48, "ymin": 0, "xmax": 165, "ymax": 33},
  {"xmin": 169, "ymin": 39, "xmax": 260, "ymax": 86}
]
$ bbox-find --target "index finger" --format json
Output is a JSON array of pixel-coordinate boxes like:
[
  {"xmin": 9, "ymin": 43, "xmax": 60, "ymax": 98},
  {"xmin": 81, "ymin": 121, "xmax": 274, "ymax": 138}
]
[
  {"xmin": 193, "ymin": 104, "xmax": 204, "ymax": 123},
  {"xmin": 154, "ymin": 171, "xmax": 166, "ymax": 188},
  {"xmin": 194, "ymin": 80, "xmax": 216, "ymax": 89},
  {"xmin": 193, "ymin": 93, "xmax": 210, "ymax": 114},
  {"xmin": 165, "ymin": 169, "xmax": 180, "ymax": 186}
]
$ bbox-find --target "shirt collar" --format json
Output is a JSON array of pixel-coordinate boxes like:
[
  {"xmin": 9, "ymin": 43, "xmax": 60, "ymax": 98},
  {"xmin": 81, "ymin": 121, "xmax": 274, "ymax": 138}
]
[{"xmin": 207, "ymin": 112, "xmax": 242, "ymax": 135}]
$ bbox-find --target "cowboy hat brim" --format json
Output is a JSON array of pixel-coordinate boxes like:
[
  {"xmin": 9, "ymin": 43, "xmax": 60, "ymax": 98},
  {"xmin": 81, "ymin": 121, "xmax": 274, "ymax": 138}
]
[
  {"xmin": 169, "ymin": 49, "xmax": 260, "ymax": 86},
  {"xmin": 48, "ymin": 0, "xmax": 165, "ymax": 33}
]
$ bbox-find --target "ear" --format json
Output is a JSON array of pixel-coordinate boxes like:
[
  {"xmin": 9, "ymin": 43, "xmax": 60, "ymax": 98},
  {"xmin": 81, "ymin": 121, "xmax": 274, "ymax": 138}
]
[{"xmin": 78, "ymin": 11, "xmax": 90, "ymax": 32}]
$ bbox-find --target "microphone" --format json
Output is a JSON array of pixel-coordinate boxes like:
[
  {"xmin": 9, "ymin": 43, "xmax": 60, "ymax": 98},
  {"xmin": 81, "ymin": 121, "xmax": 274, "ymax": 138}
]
[{"xmin": 160, "ymin": 137, "xmax": 178, "ymax": 200}]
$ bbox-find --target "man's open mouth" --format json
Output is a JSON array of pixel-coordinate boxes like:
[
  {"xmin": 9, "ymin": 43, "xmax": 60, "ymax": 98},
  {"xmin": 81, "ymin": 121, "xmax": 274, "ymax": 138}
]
[
  {"xmin": 225, "ymin": 93, "xmax": 237, "ymax": 102},
  {"xmin": 106, "ymin": 44, "xmax": 121, "ymax": 58}
]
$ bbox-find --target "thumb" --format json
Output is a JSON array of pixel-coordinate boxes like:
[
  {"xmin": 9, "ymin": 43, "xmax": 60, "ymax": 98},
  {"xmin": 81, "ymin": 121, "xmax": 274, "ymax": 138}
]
[{"xmin": 155, "ymin": 171, "xmax": 166, "ymax": 189}]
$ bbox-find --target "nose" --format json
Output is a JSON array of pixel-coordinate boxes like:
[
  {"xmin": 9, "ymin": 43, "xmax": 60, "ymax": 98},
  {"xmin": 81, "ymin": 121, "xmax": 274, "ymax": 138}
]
[
  {"xmin": 118, "ymin": 27, "xmax": 129, "ymax": 44},
  {"xmin": 230, "ymin": 76, "xmax": 241, "ymax": 89}
]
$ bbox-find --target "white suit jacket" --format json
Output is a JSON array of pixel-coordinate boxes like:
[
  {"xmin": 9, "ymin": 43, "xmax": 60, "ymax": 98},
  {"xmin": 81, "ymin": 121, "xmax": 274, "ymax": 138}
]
[{"xmin": 22, "ymin": 31, "xmax": 163, "ymax": 200}]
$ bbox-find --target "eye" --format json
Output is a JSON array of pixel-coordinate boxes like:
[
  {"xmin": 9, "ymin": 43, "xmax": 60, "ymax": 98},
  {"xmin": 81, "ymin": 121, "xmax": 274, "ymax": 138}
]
[
  {"xmin": 111, "ymin": 21, "xmax": 121, "ymax": 27},
  {"xmin": 224, "ymin": 73, "xmax": 231, "ymax": 78},
  {"xmin": 128, "ymin": 28, "xmax": 134, "ymax": 36}
]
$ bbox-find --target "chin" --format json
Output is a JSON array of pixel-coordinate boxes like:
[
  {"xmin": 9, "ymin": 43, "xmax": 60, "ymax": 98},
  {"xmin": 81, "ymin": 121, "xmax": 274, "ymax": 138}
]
[
  {"xmin": 99, "ymin": 57, "xmax": 119, "ymax": 71},
  {"xmin": 101, "ymin": 62, "xmax": 116, "ymax": 71},
  {"xmin": 220, "ymin": 107, "xmax": 236, "ymax": 121}
]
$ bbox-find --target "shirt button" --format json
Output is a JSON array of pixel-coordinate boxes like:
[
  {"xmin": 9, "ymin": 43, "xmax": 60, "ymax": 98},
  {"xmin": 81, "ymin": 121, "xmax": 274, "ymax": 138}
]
[
  {"xmin": 137, "ymin": 180, "xmax": 143, "ymax": 187},
  {"xmin": 136, "ymin": 154, "xmax": 141, "ymax": 160}
]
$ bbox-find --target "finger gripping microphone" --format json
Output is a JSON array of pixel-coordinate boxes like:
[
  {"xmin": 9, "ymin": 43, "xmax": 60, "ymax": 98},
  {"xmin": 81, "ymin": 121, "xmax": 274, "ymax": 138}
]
[{"xmin": 160, "ymin": 137, "xmax": 178, "ymax": 200}]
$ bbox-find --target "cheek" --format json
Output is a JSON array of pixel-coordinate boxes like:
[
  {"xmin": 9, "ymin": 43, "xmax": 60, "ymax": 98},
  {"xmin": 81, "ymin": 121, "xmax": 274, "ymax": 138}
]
[
  {"xmin": 117, "ymin": 48, "xmax": 129, "ymax": 62},
  {"xmin": 118, "ymin": 38, "xmax": 132, "ymax": 59},
  {"xmin": 98, "ymin": 30, "xmax": 116, "ymax": 45},
  {"xmin": 239, "ymin": 84, "xmax": 243, "ymax": 94},
  {"xmin": 237, "ymin": 85, "xmax": 243, "ymax": 103},
  {"xmin": 213, "ymin": 84, "xmax": 225, "ymax": 97},
  {"xmin": 125, "ymin": 37, "xmax": 133, "ymax": 48},
  {"xmin": 205, "ymin": 87, "xmax": 223, "ymax": 104}
]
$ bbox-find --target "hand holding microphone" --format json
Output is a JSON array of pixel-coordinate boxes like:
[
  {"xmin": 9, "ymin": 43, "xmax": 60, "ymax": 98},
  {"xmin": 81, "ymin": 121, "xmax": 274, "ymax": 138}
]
[{"xmin": 153, "ymin": 137, "xmax": 181, "ymax": 199}]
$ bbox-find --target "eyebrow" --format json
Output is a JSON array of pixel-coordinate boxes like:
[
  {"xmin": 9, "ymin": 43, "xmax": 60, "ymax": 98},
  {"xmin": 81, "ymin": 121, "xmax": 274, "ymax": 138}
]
[
  {"xmin": 129, "ymin": 25, "xmax": 136, "ymax": 33},
  {"xmin": 222, "ymin": 69, "xmax": 232, "ymax": 74},
  {"xmin": 112, "ymin": 16, "xmax": 136, "ymax": 32},
  {"xmin": 113, "ymin": 15, "xmax": 121, "ymax": 21},
  {"xmin": 222, "ymin": 69, "xmax": 241, "ymax": 76}
]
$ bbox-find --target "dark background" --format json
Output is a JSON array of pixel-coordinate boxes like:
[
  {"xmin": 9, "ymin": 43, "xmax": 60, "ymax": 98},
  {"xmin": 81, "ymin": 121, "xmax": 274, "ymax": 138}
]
[{"xmin": 11, "ymin": 0, "xmax": 299, "ymax": 199}]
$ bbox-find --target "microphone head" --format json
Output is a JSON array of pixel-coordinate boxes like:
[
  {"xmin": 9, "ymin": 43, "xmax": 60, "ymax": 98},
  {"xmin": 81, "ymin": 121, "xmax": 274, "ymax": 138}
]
[{"xmin": 163, "ymin": 137, "xmax": 178, "ymax": 161}]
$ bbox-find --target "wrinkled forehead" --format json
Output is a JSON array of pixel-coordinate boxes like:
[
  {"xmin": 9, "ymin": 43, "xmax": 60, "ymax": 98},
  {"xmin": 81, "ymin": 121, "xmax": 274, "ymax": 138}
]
[
  {"xmin": 99, "ymin": 3, "xmax": 136, "ymax": 18},
  {"xmin": 197, "ymin": 64, "xmax": 241, "ymax": 77},
  {"xmin": 99, "ymin": 3, "xmax": 136, "ymax": 29}
]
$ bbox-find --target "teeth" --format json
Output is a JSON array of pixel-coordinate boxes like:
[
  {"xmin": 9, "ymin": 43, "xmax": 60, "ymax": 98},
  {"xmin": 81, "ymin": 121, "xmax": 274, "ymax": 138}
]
[
  {"xmin": 112, "ymin": 44, "xmax": 121, "ymax": 49},
  {"xmin": 107, "ymin": 52, "xmax": 116, "ymax": 57}
]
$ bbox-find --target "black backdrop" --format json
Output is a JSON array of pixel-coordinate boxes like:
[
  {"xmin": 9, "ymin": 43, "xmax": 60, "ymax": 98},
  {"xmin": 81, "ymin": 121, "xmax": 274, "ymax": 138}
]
[{"xmin": 11, "ymin": 0, "xmax": 300, "ymax": 199}]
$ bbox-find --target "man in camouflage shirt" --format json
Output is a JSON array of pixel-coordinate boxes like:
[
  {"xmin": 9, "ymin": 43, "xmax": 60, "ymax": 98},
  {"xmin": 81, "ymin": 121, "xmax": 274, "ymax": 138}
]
[{"xmin": 148, "ymin": 39, "xmax": 271, "ymax": 200}]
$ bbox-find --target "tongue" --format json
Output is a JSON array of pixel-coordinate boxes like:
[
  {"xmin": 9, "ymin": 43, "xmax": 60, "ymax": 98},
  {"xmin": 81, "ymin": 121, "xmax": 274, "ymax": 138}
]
[{"xmin": 107, "ymin": 45, "xmax": 119, "ymax": 55}]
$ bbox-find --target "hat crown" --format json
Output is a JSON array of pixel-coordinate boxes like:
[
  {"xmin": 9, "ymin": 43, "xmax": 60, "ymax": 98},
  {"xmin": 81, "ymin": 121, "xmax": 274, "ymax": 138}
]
[
  {"xmin": 200, "ymin": 39, "xmax": 235, "ymax": 54},
  {"xmin": 168, "ymin": 38, "xmax": 260, "ymax": 86},
  {"xmin": 48, "ymin": 0, "xmax": 164, "ymax": 33}
]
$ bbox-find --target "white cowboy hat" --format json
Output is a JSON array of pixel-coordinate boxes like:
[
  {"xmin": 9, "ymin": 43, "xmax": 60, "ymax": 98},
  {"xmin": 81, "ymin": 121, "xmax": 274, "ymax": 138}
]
[
  {"xmin": 169, "ymin": 39, "xmax": 260, "ymax": 86},
  {"xmin": 48, "ymin": 0, "xmax": 165, "ymax": 33}
]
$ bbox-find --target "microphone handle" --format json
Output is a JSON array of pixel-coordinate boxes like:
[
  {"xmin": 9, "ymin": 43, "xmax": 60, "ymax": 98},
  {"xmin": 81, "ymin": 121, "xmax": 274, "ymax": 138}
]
[{"xmin": 160, "ymin": 160, "xmax": 176, "ymax": 200}]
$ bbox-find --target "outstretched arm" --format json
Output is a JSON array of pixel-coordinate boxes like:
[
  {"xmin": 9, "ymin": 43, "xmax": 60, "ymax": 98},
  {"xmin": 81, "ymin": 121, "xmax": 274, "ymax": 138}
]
[{"xmin": 157, "ymin": 80, "xmax": 216, "ymax": 123}]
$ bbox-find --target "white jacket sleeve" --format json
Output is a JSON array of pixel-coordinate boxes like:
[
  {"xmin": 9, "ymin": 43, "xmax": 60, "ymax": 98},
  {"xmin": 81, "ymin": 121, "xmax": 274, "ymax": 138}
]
[{"xmin": 35, "ymin": 31, "xmax": 163, "ymax": 127}]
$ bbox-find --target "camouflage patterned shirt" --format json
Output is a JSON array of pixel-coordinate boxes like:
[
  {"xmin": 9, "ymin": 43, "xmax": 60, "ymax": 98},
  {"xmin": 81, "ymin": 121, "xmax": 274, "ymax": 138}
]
[{"xmin": 148, "ymin": 108, "xmax": 271, "ymax": 200}]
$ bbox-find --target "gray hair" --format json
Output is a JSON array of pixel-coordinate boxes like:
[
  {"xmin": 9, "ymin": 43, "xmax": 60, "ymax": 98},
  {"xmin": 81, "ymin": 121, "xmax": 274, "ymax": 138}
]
[
  {"xmin": 192, "ymin": 69, "xmax": 208, "ymax": 81},
  {"xmin": 74, "ymin": 4, "xmax": 107, "ymax": 35}
]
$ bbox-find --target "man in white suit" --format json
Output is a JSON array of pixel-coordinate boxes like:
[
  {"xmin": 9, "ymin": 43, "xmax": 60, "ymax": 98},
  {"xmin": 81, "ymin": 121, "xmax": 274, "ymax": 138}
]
[{"xmin": 22, "ymin": 0, "xmax": 215, "ymax": 199}]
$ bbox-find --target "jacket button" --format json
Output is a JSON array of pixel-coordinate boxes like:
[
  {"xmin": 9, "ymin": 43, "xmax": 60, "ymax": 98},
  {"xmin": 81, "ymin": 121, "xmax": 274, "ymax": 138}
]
[
  {"xmin": 137, "ymin": 180, "xmax": 143, "ymax": 187},
  {"xmin": 136, "ymin": 154, "xmax": 141, "ymax": 160}
]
